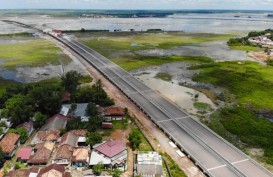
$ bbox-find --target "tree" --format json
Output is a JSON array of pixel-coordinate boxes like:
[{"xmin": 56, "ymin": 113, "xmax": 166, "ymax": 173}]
[
  {"xmin": 88, "ymin": 116, "xmax": 102, "ymax": 132},
  {"xmin": 86, "ymin": 102, "xmax": 98, "ymax": 116},
  {"xmin": 112, "ymin": 168, "xmax": 122, "ymax": 177},
  {"xmin": 28, "ymin": 85, "xmax": 62, "ymax": 115},
  {"xmin": 66, "ymin": 117, "xmax": 86, "ymax": 131},
  {"xmin": 71, "ymin": 103, "xmax": 77, "ymax": 117},
  {"xmin": 8, "ymin": 128, "xmax": 28, "ymax": 144},
  {"xmin": 2, "ymin": 94, "xmax": 34, "ymax": 126},
  {"xmin": 92, "ymin": 162, "xmax": 103, "ymax": 176},
  {"xmin": 86, "ymin": 132, "xmax": 102, "ymax": 148},
  {"xmin": 129, "ymin": 130, "xmax": 142, "ymax": 150},
  {"xmin": 34, "ymin": 112, "xmax": 47, "ymax": 128},
  {"xmin": 0, "ymin": 147, "xmax": 5, "ymax": 167},
  {"xmin": 61, "ymin": 71, "xmax": 82, "ymax": 93}
]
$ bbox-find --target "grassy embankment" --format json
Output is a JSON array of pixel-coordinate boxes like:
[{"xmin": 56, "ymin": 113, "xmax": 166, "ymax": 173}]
[
  {"xmin": 79, "ymin": 32, "xmax": 230, "ymax": 70},
  {"xmin": 191, "ymin": 61, "xmax": 273, "ymax": 165},
  {"xmin": 0, "ymin": 38, "xmax": 71, "ymax": 70}
]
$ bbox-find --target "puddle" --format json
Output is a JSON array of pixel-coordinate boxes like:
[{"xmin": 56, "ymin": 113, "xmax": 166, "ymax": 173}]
[{"xmin": 0, "ymin": 70, "xmax": 26, "ymax": 83}]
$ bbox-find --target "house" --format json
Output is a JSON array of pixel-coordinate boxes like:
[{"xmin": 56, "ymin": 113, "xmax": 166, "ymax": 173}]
[
  {"xmin": 52, "ymin": 132, "xmax": 79, "ymax": 165},
  {"xmin": 31, "ymin": 130, "xmax": 60, "ymax": 144},
  {"xmin": 69, "ymin": 129, "xmax": 87, "ymax": 146},
  {"xmin": 0, "ymin": 133, "xmax": 20, "ymax": 158},
  {"xmin": 89, "ymin": 141, "xmax": 127, "ymax": 171},
  {"xmin": 82, "ymin": 169, "xmax": 112, "ymax": 177},
  {"xmin": 37, "ymin": 164, "xmax": 70, "ymax": 177},
  {"xmin": 103, "ymin": 106, "xmax": 126, "ymax": 121},
  {"xmin": 17, "ymin": 147, "xmax": 33, "ymax": 163},
  {"xmin": 17, "ymin": 122, "xmax": 34, "ymax": 136},
  {"xmin": 71, "ymin": 147, "xmax": 89, "ymax": 167},
  {"xmin": 7, "ymin": 167, "xmax": 39, "ymax": 177},
  {"xmin": 136, "ymin": 151, "xmax": 163, "ymax": 177},
  {"xmin": 28, "ymin": 142, "xmax": 55, "ymax": 165},
  {"xmin": 60, "ymin": 103, "xmax": 89, "ymax": 122},
  {"xmin": 52, "ymin": 144, "xmax": 73, "ymax": 165},
  {"xmin": 40, "ymin": 114, "xmax": 68, "ymax": 131}
]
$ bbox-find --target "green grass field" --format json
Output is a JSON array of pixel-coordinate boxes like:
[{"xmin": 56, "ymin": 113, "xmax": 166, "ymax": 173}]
[
  {"xmin": 79, "ymin": 32, "xmax": 230, "ymax": 70},
  {"xmin": 0, "ymin": 38, "xmax": 71, "ymax": 69},
  {"xmin": 192, "ymin": 61, "xmax": 273, "ymax": 165},
  {"xmin": 230, "ymin": 45, "xmax": 262, "ymax": 51}
]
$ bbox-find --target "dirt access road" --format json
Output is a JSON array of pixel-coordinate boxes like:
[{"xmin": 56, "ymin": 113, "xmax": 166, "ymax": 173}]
[{"xmin": 51, "ymin": 37, "xmax": 205, "ymax": 177}]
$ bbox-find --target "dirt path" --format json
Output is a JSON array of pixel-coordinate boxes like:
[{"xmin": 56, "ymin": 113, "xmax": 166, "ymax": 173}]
[{"xmin": 53, "ymin": 39, "xmax": 205, "ymax": 177}]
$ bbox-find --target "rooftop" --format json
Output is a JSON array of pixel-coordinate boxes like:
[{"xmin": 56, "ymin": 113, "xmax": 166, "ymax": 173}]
[
  {"xmin": 28, "ymin": 142, "xmax": 55, "ymax": 164},
  {"xmin": 59, "ymin": 132, "xmax": 78, "ymax": 147},
  {"xmin": 104, "ymin": 106, "xmax": 125, "ymax": 116},
  {"xmin": 137, "ymin": 151, "xmax": 162, "ymax": 165},
  {"xmin": 17, "ymin": 147, "xmax": 33, "ymax": 161},
  {"xmin": 37, "ymin": 164, "xmax": 70, "ymax": 177},
  {"xmin": 94, "ymin": 140, "xmax": 126, "ymax": 158},
  {"xmin": 41, "ymin": 115, "xmax": 68, "ymax": 131},
  {"xmin": 72, "ymin": 147, "xmax": 89, "ymax": 162},
  {"xmin": 0, "ymin": 133, "xmax": 20, "ymax": 153}
]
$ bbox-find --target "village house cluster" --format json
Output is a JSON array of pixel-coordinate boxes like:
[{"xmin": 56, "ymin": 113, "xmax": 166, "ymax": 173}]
[
  {"xmin": 0, "ymin": 103, "xmax": 130, "ymax": 177},
  {"xmin": 248, "ymin": 33, "xmax": 273, "ymax": 46}
]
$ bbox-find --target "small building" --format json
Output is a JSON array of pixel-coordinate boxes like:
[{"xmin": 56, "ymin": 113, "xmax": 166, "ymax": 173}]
[
  {"xmin": 37, "ymin": 164, "xmax": 70, "ymax": 177},
  {"xmin": 70, "ymin": 129, "xmax": 88, "ymax": 146},
  {"xmin": 40, "ymin": 114, "xmax": 68, "ymax": 131},
  {"xmin": 28, "ymin": 142, "xmax": 55, "ymax": 165},
  {"xmin": 0, "ymin": 118, "xmax": 13, "ymax": 139},
  {"xmin": 17, "ymin": 147, "xmax": 33, "ymax": 163},
  {"xmin": 7, "ymin": 167, "xmax": 39, "ymax": 177},
  {"xmin": 60, "ymin": 103, "xmax": 89, "ymax": 122},
  {"xmin": 103, "ymin": 106, "xmax": 126, "ymax": 121},
  {"xmin": 31, "ymin": 130, "xmax": 60, "ymax": 144},
  {"xmin": 102, "ymin": 122, "xmax": 113, "ymax": 129},
  {"xmin": 137, "ymin": 151, "xmax": 163, "ymax": 177},
  {"xmin": 0, "ymin": 133, "xmax": 20, "ymax": 158},
  {"xmin": 89, "ymin": 141, "xmax": 127, "ymax": 171},
  {"xmin": 62, "ymin": 91, "xmax": 71, "ymax": 103},
  {"xmin": 71, "ymin": 147, "xmax": 89, "ymax": 167}
]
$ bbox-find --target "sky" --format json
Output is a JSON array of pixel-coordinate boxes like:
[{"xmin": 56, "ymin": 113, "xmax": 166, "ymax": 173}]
[{"xmin": 0, "ymin": 0, "xmax": 273, "ymax": 10}]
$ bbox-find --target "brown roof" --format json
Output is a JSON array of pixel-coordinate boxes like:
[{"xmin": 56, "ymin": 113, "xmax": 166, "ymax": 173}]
[
  {"xmin": 0, "ymin": 133, "xmax": 20, "ymax": 153},
  {"xmin": 35, "ymin": 130, "xmax": 60, "ymax": 142},
  {"xmin": 71, "ymin": 147, "xmax": 89, "ymax": 162},
  {"xmin": 28, "ymin": 142, "xmax": 54, "ymax": 164},
  {"xmin": 55, "ymin": 145, "xmax": 73, "ymax": 162},
  {"xmin": 59, "ymin": 132, "xmax": 78, "ymax": 147},
  {"xmin": 38, "ymin": 164, "xmax": 70, "ymax": 177},
  {"xmin": 7, "ymin": 168, "xmax": 40, "ymax": 177},
  {"xmin": 69, "ymin": 129, "xmax": 87, "ymax": 136},
  {"xmin": 105, "ymin": 106, "xmax": 125, "ymax": 116},
  {"xmin": 62, "ymin": 91, "xmax": 71, "ymax": 102}
]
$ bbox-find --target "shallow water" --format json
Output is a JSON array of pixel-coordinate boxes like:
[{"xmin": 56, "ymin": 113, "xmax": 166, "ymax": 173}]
[
  {"xmin": 133, "ymin": 70, "xmax": 216, "ymax": 115},
  {"xmin": 0, "ymin": 70, "xmax": 26, "ymax": 83}
]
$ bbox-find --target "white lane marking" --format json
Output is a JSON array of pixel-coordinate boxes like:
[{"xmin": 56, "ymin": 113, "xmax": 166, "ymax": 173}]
[
  {"xmin": 207, "ymin": 165, "xmax": 227, "ymax": 171},
  {"xmin": 157, "ymin": 119, "xmax": 172, "ymax": 123},
  {"xmin": 231, "ymin": 159, "xmax": 249, "ymax": 165},
  {"xmin": 127, "ymin": 90, "xmax": 153, "ymax": 95},
  {"xmin": 176, "ymin": 116, "xmax": 190, "ymax": 120}
]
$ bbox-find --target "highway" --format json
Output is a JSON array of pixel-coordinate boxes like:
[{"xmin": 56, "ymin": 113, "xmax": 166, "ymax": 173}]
[
  {"xmin": 3, "ymin": 20, "xmax": 273, "ymax": 177},
  {"xmin": 59, "ymin": 38, "xmax": 273, "ymax": 177}
]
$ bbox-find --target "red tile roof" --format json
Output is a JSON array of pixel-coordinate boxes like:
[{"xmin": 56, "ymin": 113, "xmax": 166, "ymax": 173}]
[
  {"xmin": 28, "ymin": 142, "xmax": 54, "ymax": 164},
  {"xmin": 37, "ymin": 164, "xmax": 70, "ymax": 177},
  {"xmin": 7, "ymin": 168, "xmax": 39, "ymax": 177},
  {"xmin": 70, "ymin": 129, "xmax": 87, "ymax": 136},
  {"xmin": 104, "ymin": 106, "xmax": 125, "ymax": 116},
  {"xmin": 55, "ymin": 144, "xmax": 73, "ymax": 162},
  {"xmin": 35, "ymin": 130, "xmax": 60, "ymax": 142},
  {"xmin": 17, "ymin": 147, "xmax": 32, "ymax": 161},
  {"xmin": 0, "ymin": 133, "xmax": 20, "ymax": 154},
  {"xmin": 71, "ymin": 147, "xmax": 89, "ymax": 162},
  {"xmin": 95, "ymin": 141, "xmax": 126, "ymax": 158}
]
